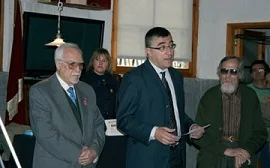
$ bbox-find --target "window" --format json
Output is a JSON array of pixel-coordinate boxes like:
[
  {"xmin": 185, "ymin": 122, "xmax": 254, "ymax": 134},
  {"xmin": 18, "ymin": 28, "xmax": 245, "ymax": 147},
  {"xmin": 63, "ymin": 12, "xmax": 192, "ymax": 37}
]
[{"xmin": 111, "ymin": 0, "xmax": 199, "ymax": 77}]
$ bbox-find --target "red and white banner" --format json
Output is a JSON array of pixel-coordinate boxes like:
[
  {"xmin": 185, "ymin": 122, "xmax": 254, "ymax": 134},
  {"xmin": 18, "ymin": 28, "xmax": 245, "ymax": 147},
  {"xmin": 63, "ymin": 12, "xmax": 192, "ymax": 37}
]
[{"xmin": 5, "ymin": 0, "xmax": 25, "ymax": 125}]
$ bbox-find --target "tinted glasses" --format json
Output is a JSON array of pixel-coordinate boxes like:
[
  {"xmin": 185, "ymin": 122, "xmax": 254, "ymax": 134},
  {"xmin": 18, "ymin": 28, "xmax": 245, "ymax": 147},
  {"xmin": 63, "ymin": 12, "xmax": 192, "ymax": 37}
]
[
  {"xmin": 58, "ymin": 60, "xmax": 85, "ymax": 70},
  {"xmin": 220, "ymin": 68, "xmax": 238, "ymax": 75}
]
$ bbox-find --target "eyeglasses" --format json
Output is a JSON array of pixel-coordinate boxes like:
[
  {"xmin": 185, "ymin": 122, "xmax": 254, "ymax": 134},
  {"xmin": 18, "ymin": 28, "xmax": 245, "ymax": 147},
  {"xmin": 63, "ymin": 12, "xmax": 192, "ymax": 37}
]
[
  {"xmin": 252, "ymin": 68, "xmax": 265, "ymax": 73},
  {"xmin": 220, "ymin": 68, "xmax": 238, "ymax": 75},
  {"xmin": 148, "ymin": 44, "xmax": 176, "ymax": 52},
  {"xmin": 58, "ymin": 60, "xmax": 85, "ymax": 70}
]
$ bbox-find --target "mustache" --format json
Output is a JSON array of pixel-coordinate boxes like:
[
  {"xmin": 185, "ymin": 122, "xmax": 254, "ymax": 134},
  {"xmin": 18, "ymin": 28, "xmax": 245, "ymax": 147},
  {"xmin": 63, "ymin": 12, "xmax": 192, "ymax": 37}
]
[
  {"xmin": 221, "ymin": 79, "xmax": 233, "ymax": 84},
  {"xmin": 72, "ymin": 72, "xmax": 81, "ymax": 76}
]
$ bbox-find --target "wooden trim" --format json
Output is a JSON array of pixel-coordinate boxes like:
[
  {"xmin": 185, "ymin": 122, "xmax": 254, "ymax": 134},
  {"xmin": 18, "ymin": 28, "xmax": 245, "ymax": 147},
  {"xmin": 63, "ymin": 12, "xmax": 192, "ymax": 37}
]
[
  {"xmin": 111, "ymin": 0, "xmax": 118, "ymax": 71},
  {"xmin": 226, "ymin": 22, "xmax": 270, "ymax": 58},
  {"xmin": 188, "ymin": 0, "xmax": 199, "ymax": 77},
  {"xmin": 37, "ymin": 0, "xmax": 111, "ymax": 10},
  {"xmin": 0, "ymin": 0, "xmax": 4, "ymax": 71},
  {"xmin": 258, "ymin": 44, "xmax": 265, "ymax": 60},
  {"xmin": 234, "ymin": 29, "xmax": 244, "ymax": 59},
  {"xmin": 226, "ymin": 24, "xmax": 234, "ymax": 56},
  {"xmin": 114, "ymin": 66, "xmax": 133, "ymax": 75},
  {"xmin": 111, "ymin": 0, "xmax": 199, "ymax": 77},
  {"xmin": 227, "ymin": 22, "xmax": 270, "ymax": 29}
]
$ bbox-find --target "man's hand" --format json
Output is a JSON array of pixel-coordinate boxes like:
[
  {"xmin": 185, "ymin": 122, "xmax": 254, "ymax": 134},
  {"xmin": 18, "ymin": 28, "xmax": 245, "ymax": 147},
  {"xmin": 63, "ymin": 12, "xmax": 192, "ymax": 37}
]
[
  {"xmin": 155, "ymin": 127, "xmax": 180, "ymax": 145},
  {"xmin": 190, "ymin": 125, "xmax": 205, "ymax": 139},
  {"xmin": 78, "ymin": 146, "xmax": 97, "ymax": 166},
  {"xmin": 224, "ymin": 148, "xmax": 250, "ymax": 168}
]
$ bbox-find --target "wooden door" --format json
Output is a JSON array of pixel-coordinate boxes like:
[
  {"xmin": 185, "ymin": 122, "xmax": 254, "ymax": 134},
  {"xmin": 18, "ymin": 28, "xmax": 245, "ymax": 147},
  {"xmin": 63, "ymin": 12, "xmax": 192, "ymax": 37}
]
[
  {"xmin": 234, "ymin": 29, "xmax": 265, "ymax": 84},
  {"xmin": 234, "ymin": 29, "xmax": 265, "ymax": 59}
]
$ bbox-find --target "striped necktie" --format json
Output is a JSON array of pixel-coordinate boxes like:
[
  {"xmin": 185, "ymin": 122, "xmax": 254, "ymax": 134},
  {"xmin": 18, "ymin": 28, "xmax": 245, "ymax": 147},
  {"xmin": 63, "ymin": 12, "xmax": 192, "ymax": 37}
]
[{"xmin": 160, "ymin": 71, "xmax": 177, "ymax": 136}]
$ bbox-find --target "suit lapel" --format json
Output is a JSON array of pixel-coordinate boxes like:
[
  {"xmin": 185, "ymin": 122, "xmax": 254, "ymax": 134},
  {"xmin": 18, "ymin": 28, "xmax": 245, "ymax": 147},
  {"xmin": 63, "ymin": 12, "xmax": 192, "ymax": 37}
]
[
  {"xmin": 143, "ymin": 60, "xmax": 171, "ymax": 123},
  {"xmin": 144, "ymin": 60, "xmax": 168, "ymax": 96},
  {"xmin": 74, "ymin": 84, "xmax": 91, "ymax": 144},
  {"xmin": 168, "ymin": 69, "xmax": 179, "ymax": 96}
]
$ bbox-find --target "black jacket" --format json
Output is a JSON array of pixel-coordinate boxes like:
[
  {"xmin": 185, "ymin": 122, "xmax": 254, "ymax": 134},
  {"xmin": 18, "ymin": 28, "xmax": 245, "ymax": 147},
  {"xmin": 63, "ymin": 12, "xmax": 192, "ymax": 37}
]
[{"xmin": 81, "ymin": 71, "xmax": 119, "ymax": 119}]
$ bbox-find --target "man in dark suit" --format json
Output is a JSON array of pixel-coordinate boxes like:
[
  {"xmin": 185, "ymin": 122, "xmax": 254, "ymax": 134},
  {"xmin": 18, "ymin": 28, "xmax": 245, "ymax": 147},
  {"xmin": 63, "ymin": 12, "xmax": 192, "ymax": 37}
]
[
  {"xmin": 29, "ymin": 43, "xmax": 105, "ymax": 168},
  {"xmin": 117, "ymin": 27, "xmax": 205, "ymax": 168}
]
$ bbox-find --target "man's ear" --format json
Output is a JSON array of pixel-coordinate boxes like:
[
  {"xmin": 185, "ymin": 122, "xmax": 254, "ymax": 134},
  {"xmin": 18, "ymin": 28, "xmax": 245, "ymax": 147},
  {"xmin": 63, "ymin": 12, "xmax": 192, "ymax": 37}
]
[
  {"xmin": 55, "ymin": 60, "xmax": 60, "ymax": 69},
  {"xmin": 145, "ymin": 48, "xmax": 150, "ymax": 57},
  {"xmin": 216, "ymin": 72, "xmax": 220, "ymax": 78}
]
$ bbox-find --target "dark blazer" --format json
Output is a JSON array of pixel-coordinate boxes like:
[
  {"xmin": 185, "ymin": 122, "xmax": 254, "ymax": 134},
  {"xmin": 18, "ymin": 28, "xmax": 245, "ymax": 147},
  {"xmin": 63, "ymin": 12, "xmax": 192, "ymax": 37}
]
[
  {"xmin": 29, "ymin": 74, "xmax": 105, "ymax": 168},
  {"xmin": 117, "ymin": 59, "xmax": 194, "ymax": 168},
  {"xmin": 194, "ymin": 84, "xmax": 268, "ymax": 168}
]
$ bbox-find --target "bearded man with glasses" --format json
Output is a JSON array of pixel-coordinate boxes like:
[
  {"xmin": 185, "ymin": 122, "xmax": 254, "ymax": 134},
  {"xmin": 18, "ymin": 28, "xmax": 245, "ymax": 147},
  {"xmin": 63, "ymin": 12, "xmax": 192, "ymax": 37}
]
[
  {"xmin": 193, "ymin": 56, "xmax": 268, "ymax": 168},
  {"xmin": 29, "ymin": 43, "xmax": 105, "ymax": 168}
]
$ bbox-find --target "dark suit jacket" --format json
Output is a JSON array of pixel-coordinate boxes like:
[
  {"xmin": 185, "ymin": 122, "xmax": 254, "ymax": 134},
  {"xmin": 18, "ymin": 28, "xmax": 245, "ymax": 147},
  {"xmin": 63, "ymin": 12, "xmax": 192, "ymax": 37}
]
[
  {"xmin": 117, "ymin": 60, "xmax": 194, "ymax": 168},
  {"xmin": 194, "ymin": 84, "xmax": 268, "ymax": 168},
  {"xmin": 29, "ymin": 74, "xmax": 105, "ymax": 168}
]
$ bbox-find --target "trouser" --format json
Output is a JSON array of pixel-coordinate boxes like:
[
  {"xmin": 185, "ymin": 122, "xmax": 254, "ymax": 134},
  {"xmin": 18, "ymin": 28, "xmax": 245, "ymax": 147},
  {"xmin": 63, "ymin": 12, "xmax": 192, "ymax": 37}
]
[
  {"xmin": 256, "ymin": 141, "xmax": 270, "ymax": 168},
  {"xmin": 168, "ymin": 145, "xmax": 184, "ymax": 168}
]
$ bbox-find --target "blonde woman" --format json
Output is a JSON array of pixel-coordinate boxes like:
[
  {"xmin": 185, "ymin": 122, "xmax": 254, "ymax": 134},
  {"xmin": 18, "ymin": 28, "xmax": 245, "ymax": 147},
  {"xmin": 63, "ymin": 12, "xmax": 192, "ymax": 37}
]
[{"xmin": 81, "ymin": 48, "xmax": 119, "ymax": 119}]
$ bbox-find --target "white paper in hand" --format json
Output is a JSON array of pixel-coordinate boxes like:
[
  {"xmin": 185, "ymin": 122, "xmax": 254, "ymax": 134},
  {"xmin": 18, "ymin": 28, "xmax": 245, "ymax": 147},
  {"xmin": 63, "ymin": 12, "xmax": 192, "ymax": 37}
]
[
  {"xmin": 105, "ymin": 119, "xmax": 124, "ymax": 136},
  {"xmin": 182, "ymin": 124, "xmax": 211, "ymax": 136}
]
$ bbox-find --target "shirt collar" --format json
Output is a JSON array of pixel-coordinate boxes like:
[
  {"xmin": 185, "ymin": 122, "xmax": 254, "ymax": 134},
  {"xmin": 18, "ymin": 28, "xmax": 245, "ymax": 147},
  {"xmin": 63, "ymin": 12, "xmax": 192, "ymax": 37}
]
[
  {"xmin": 149, "ymin": 60, "xmax": 168, "ymax": 76},
  {"xmin": 56, "ymin": 72, "xmax": 74, "ymax": 91}
]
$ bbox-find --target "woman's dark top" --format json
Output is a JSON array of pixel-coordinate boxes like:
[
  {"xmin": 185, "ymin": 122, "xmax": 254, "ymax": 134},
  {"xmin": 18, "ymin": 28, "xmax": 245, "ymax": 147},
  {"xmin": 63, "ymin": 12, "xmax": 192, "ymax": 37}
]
[{"xmin": 80, "ymin": 70, "xmax": 119, "ymax": 119}]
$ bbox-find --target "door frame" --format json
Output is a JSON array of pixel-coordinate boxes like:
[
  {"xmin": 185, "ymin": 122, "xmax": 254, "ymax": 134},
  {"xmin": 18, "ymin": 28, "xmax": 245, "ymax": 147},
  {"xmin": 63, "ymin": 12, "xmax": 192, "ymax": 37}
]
[
  {"xmin": 234, "ymin": 29, "xmax": 265, "ymax": 60},
  {"xmin": 226, "ymin": 22, "xmax": 270, "ymax": 59}
]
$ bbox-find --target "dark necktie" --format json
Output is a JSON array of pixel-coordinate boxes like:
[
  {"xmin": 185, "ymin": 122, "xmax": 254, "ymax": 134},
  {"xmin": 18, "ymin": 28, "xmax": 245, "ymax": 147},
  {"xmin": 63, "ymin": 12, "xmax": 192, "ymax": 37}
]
[
  {"xmin": 67, "ymin": 87, "xmax": 77, "ymax": 106},
  {"xmin": 160, "ymin": 71, "xmax": 177, "ymax": 136}
]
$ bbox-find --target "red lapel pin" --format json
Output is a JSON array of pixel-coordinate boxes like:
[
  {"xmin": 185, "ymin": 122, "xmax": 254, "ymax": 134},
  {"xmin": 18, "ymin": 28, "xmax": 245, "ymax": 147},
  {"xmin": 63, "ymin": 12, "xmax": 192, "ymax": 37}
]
[{"xmin": 83, "ymin": 98, "xmax": 88, "ymax": 106}]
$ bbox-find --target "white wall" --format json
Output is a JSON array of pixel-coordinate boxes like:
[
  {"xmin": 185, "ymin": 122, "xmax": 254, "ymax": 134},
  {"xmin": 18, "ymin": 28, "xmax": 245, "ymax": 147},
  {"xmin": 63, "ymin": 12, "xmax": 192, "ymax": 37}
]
[
  {"xmin": 2, "ymin": 0, "xmax": 113, "ymax": 72},
  {"xmin": 3, "ymin": 0, "xmax": 270, "ymax": 79},
  {"xmin": 198, "ymin": 0, "xmax": 270, "ymax": 79},
  {"xmin": 2, "ymin": 0, "xmax": 15, "ymax": 72}
]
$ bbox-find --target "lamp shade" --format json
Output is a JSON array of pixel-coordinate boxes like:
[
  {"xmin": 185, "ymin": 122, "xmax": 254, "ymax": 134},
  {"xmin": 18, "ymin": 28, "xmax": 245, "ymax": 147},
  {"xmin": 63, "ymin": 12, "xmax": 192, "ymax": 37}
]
[
  {"xmin": 45, "ymin": 0, "xmax": 65, "ymax": 47},
  {"xmin": 45, "ymin": 34, "xmax": 65, "ymax": 47}
]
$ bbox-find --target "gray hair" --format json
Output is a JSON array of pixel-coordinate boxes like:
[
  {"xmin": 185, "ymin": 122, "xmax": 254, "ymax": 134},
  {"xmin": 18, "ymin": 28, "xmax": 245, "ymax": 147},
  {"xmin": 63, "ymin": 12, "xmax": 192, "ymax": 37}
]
[
  {"xmin": 217, "ymin": 56, "xmax": 244, "ymax": 80},
  {"xmin": 54, "ymin": 43, "xmax": 82, "ymax": 60}
]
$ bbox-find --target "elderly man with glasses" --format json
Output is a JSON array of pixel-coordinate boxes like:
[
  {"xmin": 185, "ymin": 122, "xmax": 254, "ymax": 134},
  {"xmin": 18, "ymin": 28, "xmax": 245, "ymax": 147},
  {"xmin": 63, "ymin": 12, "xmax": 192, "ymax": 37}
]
[
  {"xmin": 248, "ymin": 60, "xmax": 270, "ymax": 168},
  {"xmin": 29, "ymin": 43, "xmax": 105, "ymax": 168},
  {"xmin": 193, "ymin": 56, "xmax": 268, "ymax": 168}
]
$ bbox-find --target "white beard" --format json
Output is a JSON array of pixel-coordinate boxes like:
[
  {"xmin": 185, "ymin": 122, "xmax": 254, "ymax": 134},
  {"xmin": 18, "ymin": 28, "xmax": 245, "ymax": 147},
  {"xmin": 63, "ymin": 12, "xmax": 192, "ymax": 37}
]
[{"xmin": 220, "ymin": 82, "xmax": 237, "ymax": 94}]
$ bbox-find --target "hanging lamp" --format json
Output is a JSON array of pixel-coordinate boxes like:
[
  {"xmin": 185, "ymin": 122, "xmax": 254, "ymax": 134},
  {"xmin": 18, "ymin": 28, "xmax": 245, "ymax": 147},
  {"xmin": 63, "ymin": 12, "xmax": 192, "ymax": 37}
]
[{"xmin": 45, "ymin": 0, "xmax": 65, "ymax": 47}]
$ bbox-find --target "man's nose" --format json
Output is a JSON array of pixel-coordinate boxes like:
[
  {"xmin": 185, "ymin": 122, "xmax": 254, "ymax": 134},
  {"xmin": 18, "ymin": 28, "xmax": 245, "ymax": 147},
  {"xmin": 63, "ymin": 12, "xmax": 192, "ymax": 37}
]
[
  {"xmin": 224, "ymin": 73, "xmax": 232, "ymax": 78},
  {"xmin": 74, "ymin": 64, "xmax": 81, "ymax": 72},
  {"xmin": 165, "ymin": 47, "xmax": 173, "ymax": 54}
]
